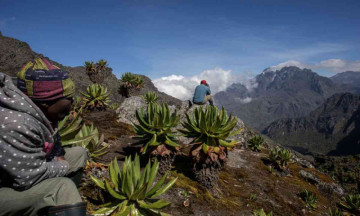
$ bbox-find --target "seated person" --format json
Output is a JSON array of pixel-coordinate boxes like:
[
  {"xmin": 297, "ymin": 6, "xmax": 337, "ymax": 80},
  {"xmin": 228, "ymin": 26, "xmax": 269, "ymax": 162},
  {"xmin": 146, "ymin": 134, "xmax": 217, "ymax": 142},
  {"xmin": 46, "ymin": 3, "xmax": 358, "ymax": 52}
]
[
  {"xmin": 0, "ymin": 57, "xmax": 87, "ymax": 216},
  {"xmin": 192, "ymin": 80, "xmax": 214, "ymax": 106}
]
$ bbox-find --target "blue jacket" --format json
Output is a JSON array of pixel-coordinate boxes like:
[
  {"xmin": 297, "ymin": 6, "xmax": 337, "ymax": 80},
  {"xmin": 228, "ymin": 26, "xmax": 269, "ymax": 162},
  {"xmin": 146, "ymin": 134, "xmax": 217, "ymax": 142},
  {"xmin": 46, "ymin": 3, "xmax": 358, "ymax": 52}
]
[{"xmin": 193, "ymin": 84, "xmax": 211, "ymax": 103}]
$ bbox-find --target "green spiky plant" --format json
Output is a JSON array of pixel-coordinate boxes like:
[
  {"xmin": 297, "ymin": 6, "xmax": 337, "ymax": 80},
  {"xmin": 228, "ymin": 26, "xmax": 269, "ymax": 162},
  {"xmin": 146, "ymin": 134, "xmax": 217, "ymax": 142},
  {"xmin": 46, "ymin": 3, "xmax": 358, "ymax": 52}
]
[
  {"xmin": 58, "ymin": 114, "xmax": 94, "ymax": 146},
  {"xmin": 73, "ymin": 123, "xmax": 108, "ymax": 160},
  {"xmin": 253, "ymin": 208, "xmax": 273, "ymax": 216},
  {"xmin": 298, "ymin": 189, "xmax": 317, "ymax": 209},
  {"xmin": 179, "ymin": 106, "xmax": 241, "ymax": 189},
  {"xmin": 134, "ymin": 103, "xmax": 180, "ymax": 174},
  {"xmin": 141, "ymin": 91, "xmax": 159, "ymax": 104},
  {"xmin": 81, "ymin": 84, "xmax": 111, "ymax": 110},
  {"xmin": 248, "ymin": 135, "xmax": 264, "ymax": 152},
  {"xmin": 109, "ymin": 103, "xmax": 120, "ymax": 110},
  {"xmin": 85, "ymin": 59, "xmax": 107, "ymax": 84},
  {"xmin": 119, "ymin": 72, "xmax": 145, "ymax": 97},
  {"xmin": 268, "ymin": 147, "xmax": 292, "ymax": 169},
  {"xmin": 90, "ymin": 154, "xmax": 177, "ymax": 215},
  {"xmin": 68, "ymin": 96, "xmax": 84, "ymax": 121},
  {"xmin": 268, "ymin": 147, "xmax": 279, "ymax": 164},
  {"xmin": 278, "ymin": 149, "xmax": 292, "ymax": 167},
  {"xmin": 339, "ymin": 194, "xmax": 360, "ymax": 213},
  {"xmin": 328, "ymin": 207, "xmax": 343, "ymax": 216}
]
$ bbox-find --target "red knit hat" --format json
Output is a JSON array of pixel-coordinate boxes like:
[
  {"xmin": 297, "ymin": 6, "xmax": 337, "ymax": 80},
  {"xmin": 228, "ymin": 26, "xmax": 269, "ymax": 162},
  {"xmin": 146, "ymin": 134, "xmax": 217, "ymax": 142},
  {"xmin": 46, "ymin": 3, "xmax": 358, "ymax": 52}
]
[{"xmin": 200, "ymin": 80, "xmax": 207, "ymax": 85}]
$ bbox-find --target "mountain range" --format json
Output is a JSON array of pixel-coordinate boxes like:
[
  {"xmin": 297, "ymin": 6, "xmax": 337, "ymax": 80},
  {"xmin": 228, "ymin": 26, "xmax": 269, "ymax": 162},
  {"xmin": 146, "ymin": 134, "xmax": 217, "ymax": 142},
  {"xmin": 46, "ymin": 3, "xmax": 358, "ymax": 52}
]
[
  {"xmin": 2, "ymin": 32, "xmax": 360, "ymax": 157},
  {"xmin": 214, "ymin": 66, "xmax": 341, "ymax": 131},
  {"xmin": 215, "ymin": 66, "xmax": 360, "ymax": 156},
  {"xmin": 263, "ymin": 92, "xmax": 360, "ymax": 155}
]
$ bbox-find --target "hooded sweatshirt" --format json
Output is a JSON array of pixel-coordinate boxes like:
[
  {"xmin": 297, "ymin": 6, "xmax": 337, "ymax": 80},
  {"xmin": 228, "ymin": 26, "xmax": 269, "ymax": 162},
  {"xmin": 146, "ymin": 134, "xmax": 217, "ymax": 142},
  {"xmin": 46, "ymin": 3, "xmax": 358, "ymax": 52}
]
[{"xmin": 0, "ymin": 73, "xmax": 69, "ymax": 191}]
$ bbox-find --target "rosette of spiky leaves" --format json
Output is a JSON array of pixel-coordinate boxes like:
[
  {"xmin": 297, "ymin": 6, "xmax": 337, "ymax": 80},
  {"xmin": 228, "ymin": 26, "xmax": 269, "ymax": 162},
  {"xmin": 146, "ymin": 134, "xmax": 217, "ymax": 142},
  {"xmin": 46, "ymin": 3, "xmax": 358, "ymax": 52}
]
[
  {"xmin": 74, "ymin": 123, "xmax": 108, "ymax": 160},
  {"xmin": 248, "ymin": 135, "xmax": 264, "ymax": 152},
  {"xmin": 339, "ymin": 194, "xmax": 360, "ymax": 213},
  {"xmin": 298, "ymin": 189, "xmax": 317, "ymax": 209},
  {"xmin": 141, "ymin": 92, "xmax": 159, "ymax": 104},
  {"xmin": 253, "ymin": 208, "xmax": 273, "ymax": 216},
  {"xmin": 59, "ymin": 114, "xmax": 95, "ymax": 146},
  {"xmin": 85, "ymin": 61, "xmax": 96, "ymax": 73},
  {"xmin": 121, "ymin": 72, "xmax": 145, "ymax": 89},
  {"xmin": 134, "ymin": 103, "xmax": 180, "ymax": 155},
  {"xmin": 81, "ymin": 84, "xmax": 111, "ymax": 110},
  {"xmin": 90, "ymin": 154, "xmax": 177, "ymax": 215},
  {"xmin": 68, "ymin": 96, "xmax": 84, "ymax": 121},
  {"xmin": 180, "ymin": 106, "xmax": 241, "ymax": 162},
  {"xmin": 268, "ymin": 147, "xmax": 292, "ymax": 168},
  {"xmin": 278, "ymin": 149, "xmax": 292, "ymax": 167},
  {"xmin": 328, "ymin": 207, "xmax": 343, "ymax": 216},
  {"xmin": 109, "ymin": 103, "xmax": 120, "ymax": 110},
  {"xmin": 268, "ymin": 147, "xmax": 280, "ymax": 164}
]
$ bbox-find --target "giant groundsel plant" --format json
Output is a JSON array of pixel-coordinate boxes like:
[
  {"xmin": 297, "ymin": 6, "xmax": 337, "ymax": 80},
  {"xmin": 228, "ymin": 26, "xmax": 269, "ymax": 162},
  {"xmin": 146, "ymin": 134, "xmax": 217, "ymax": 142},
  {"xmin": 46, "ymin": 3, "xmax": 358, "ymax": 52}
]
[{"xmin": 91, "ymin": 154, "xmax": 177, "ymax": 215}]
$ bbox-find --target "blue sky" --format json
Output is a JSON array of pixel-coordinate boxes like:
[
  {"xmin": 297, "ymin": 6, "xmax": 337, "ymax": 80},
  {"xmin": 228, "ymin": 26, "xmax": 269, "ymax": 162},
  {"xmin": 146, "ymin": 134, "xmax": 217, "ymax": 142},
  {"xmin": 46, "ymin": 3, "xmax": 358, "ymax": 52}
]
[{"xmin": 1, "ymin": 0, "xmax": 359, "ymax": 80}]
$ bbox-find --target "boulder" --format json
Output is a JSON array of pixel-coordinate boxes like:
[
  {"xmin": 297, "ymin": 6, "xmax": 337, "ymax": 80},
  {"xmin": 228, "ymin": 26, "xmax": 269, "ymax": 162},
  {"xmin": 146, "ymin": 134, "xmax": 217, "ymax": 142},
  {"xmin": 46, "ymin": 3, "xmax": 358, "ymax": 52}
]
[{"xmin": 116, "ymin": 96, "xmax": 146, "ymax": 125}]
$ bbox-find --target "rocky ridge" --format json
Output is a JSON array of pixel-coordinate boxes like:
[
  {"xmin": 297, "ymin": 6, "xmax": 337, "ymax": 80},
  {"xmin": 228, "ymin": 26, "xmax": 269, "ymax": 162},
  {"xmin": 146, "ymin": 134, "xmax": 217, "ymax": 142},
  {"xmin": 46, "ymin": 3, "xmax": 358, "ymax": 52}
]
[
  {"xmin": 331, "ymin": 71, "xmax": 360, "ymax": 95},
  {"xmin": 263, "ymin": 92, "xmax": 360, "ymax": 156},
  {"xmin": 214, "ymin": 66, "xmax": 340, "ymax": 131},
  {"xmin": 0, "ymin": 33, "xmax": 181, "ymax": 106}
]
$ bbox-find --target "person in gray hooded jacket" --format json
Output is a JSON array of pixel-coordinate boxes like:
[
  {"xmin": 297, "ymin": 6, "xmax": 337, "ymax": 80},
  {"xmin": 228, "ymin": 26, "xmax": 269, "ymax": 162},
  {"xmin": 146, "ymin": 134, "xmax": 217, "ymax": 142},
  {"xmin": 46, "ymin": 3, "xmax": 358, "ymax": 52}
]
[{"xmin": 0, "ymin": 58, "xmax": 87, "ymax": 216}]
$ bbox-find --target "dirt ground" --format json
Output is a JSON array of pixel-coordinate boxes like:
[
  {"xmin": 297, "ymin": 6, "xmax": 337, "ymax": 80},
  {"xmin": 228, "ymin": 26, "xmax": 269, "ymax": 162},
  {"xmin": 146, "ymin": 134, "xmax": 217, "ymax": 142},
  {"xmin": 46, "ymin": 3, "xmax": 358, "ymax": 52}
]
[{"xmin": 80, "ymin": 110, "xmax": 344, "ymax": 216}]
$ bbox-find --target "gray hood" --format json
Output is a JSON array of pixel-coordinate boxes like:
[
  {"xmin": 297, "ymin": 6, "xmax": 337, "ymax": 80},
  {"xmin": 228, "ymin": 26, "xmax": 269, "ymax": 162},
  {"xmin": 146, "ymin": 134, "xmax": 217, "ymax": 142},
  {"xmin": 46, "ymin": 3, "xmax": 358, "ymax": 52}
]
[{"xmin": 0, "ymin": 72, "xmax": 69, "ymax": 190}]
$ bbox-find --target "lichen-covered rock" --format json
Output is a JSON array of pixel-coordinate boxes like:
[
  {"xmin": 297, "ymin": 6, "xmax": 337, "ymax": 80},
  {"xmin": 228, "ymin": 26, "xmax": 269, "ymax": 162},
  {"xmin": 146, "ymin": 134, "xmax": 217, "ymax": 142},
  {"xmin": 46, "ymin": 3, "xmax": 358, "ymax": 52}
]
[
  {"xmin": 299, "ymin": 170, "xmax": 320, "ymax": 184},
  {"xmin": 116, "ymin": 96, "xmax": 146, "ymax": 125},
  {"xmin": 299, "ymin": 169, "xmax": 345, "ymax": 196}
]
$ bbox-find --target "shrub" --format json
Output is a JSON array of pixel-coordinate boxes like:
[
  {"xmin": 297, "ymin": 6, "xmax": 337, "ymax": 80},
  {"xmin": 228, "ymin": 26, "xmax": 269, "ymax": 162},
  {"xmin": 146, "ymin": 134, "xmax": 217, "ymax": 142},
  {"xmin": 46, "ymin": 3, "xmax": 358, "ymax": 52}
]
[
  {"xmin": 248, "ymin": 135, "xmax": 264, "ymax": 152},
  {"xmin": 253, "ymin": 208, "xmax": 273, "ymax": 216},
  {"xmin": 121, "ymin": 72, "xmax": 145, "ymax": 89},
  {"xmin": 134, "ymin": 103, "xmax": 180, "ymax": 154},
  {"xmin": 179, "ymin": 106, "xmax": 241, "ymax": 188},
  {"xmin": 328, "ymin": 207, "xmax": 343, "ymax": 216},
  {"xmin": 141, "ymin": 91, "xmax": 159, "ymax": 104},
  {"xmin": 81, "ymin": 84, "xmax": 111, "ymax": 110},
  {"xmin": 339, "ymin": 194, "xmax": 360, "ymax": 212},
  {"xmin": 85, "ymin": 59, "xmax": 108, "ymax": 84},
  {"xmin": 278, "ymin": 149, "xmax": 292, "ymax": 167},
  {"xmin": 74, "ymin": 123, "xmax": 108, "ymax": 160},
  {"xmin": 109, "ymin": 103, "xmax": 120, "ymax": 110},
  {"xmin": 134, "ymin": 103, "xmax": 180, "ymax": 173},
  {"xmin": 268, "ymin": 147, "xmax": 292, "ymax": 168},
  {"xmin": 90, "ymin": 154, "xmax": 177, "ymax": 215},
  {"xmin": 180, "ymin": 106, "xmax": 241, "ymax": 156},
  {"xmin": 298, "ymin": 189, "xmax": 317, "ymax": 209},
  {"xmin": 58, "ymin": 114, "xmax": 94, "ymax": 146}
]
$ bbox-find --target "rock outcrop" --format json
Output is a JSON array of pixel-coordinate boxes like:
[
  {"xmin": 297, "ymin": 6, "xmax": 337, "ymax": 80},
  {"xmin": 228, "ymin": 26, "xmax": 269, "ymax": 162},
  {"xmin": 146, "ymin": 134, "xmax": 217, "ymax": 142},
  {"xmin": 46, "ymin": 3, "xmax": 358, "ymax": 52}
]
[
  {"xmin": 263, "ymin": 93, "xmax": 360, "ymax": 155},
  {"xmin": 214, "ymin": 66, "xmax": 340, "ymax": 131},
  {"xmin": 0, "ymin": 33, "xmax": 181, "ymax": 106}
]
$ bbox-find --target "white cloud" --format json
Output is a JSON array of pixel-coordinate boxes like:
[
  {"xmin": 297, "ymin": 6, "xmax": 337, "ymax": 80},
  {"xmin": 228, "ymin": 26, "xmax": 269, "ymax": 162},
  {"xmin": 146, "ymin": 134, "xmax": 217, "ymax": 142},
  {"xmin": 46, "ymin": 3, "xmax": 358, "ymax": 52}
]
[
  {"xmin": 234, "ymin": 97, "xmax": 252, "ymax": 104},
  {"xmin": 265, "ymin": 60, "xmax": 309, "ymax": 72},
  {"xmin": 314, "ymin": 59, "xmax": 360, "ymax": 72},
  {"xmin": 265, "ymin": 59, "xmax": 360, "ymax": 73},
  {"xmin": 153, "ymin": 67, "xmax": 242, "ymax": 100},
  {"xmin": 154, "ymin": 59, "xmax": 360, "ymax": 101}
]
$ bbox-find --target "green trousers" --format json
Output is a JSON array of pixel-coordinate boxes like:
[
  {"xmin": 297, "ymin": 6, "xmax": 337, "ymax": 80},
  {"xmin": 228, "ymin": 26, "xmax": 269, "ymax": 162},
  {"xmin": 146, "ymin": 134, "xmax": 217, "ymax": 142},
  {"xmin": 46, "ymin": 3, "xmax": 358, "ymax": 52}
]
[{"xmin": 0, "ymin": 147, "xmax": 87, "ymax": 216}]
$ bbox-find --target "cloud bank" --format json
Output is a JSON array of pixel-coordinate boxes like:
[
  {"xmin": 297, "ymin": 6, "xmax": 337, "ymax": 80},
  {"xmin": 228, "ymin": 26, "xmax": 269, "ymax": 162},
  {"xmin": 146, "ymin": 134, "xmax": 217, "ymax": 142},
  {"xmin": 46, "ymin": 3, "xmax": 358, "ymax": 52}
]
[
  {"xmin": 267, "ymin": 59, "xmax": 360, "ymax": 73},
  {"xmin": 154, "ymin": 58, "xmax": 360, "ymax": 101},
  {"xmin": 153, "ymin": 67, "xmax": 242, "ymax": 100}
]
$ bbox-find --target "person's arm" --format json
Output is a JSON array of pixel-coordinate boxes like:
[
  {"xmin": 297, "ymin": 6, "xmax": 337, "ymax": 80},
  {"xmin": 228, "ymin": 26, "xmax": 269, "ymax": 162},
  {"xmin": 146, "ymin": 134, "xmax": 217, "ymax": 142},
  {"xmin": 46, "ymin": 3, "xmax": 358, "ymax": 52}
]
[
  {"xmin": 0, "ymin": 122, "xmax": 69, "ymax": 190},
  {"xmin": 206, "ymin": 86, "xmax": 211, "ymax": 95}
]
